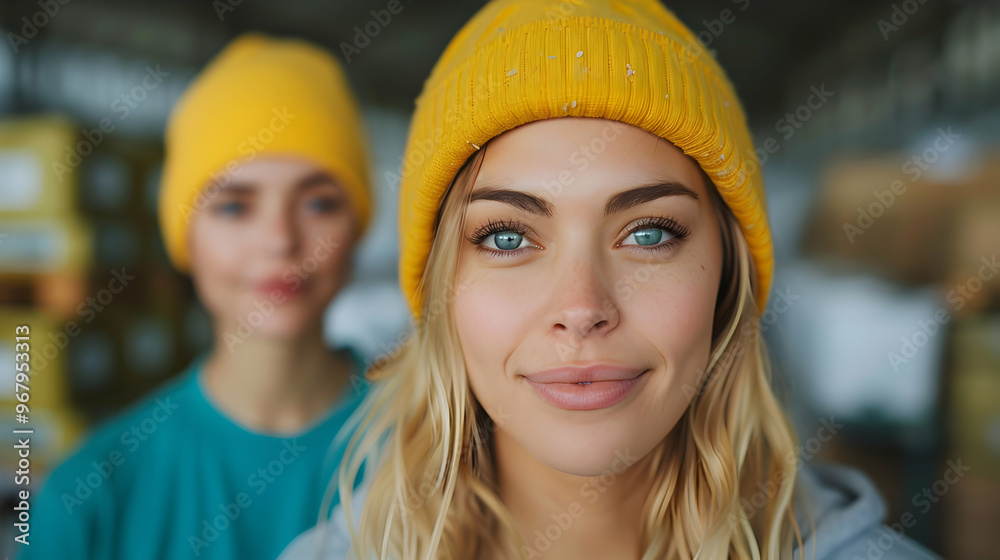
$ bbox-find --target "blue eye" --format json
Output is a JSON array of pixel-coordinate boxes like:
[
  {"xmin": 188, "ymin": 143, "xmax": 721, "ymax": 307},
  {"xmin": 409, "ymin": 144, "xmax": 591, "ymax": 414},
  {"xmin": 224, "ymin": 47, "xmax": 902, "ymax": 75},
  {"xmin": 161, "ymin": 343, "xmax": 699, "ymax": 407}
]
[
  {"xmin": 623, "ymin": 228, "xmax": 667, "ymax": 247},
  {"xmin": 306, "ymin": 197, "xmax": 342, "ymax": 213},
  {"xmin": 486, "ymin": 231, "xmax": 525, "ymax": 251},
  {"xmin": 469, "ymin": 219, "xmax": 536, "ymax": 256},
  {"xmin": 214, "ymin": 201, "xmax": 246, "ymax": 217},
  {"xmin": 620, "ymin": 218, "xmax": 690, "ymax": 250}
]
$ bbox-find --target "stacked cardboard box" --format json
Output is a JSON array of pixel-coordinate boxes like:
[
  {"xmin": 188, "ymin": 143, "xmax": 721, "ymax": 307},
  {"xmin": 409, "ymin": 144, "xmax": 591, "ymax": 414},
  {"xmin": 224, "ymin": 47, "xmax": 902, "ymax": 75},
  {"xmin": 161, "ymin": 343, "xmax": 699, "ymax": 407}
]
[
  {"xmin": 943, "ymin": 314, "xmax": 1000, "ymax": 558},
  {"xmin": 0, "ymin": 116, "xmax": 94, "ymax": 473},
  {"xmin": 0, "ymin": 117, "xmax": 93, "ymax": 317},
  {"xmin": 805, "ymin": 151, "xmax": 1000, "ymax": 289}
]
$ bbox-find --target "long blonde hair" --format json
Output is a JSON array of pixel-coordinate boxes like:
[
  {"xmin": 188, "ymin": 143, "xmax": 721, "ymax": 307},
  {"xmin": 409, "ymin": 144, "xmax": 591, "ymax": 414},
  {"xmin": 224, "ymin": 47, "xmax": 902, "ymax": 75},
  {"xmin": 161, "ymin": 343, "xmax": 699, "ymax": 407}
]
[{"xmin": 329, "ymin": 141, "xmax": 806, "ymax": 559}]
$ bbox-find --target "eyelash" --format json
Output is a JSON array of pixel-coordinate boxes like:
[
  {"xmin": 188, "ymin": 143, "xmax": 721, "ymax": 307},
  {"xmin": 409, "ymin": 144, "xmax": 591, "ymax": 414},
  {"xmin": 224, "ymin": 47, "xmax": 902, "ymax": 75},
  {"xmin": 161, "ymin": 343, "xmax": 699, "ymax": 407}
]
[
  {"xmin": 619, "ymin": 216, "xmax": 691, "ymax": 253},
  {"xmin": 468, "ymin": 219, "xmax": 535, "ymax": 259},
  {"xmin": 467, "ymin": 216, "xmax": 690, "ymax": 258},
  {"xmin": 306, "ymin": 196, "xmax": 343, "ymax": 213},
  {"xmin": 210, "ymin": 196, "xmax": 341, "ymax": 218},
  {"xmin": 213, "ymin": 200, "xmax": 247, "ymax": 217}
]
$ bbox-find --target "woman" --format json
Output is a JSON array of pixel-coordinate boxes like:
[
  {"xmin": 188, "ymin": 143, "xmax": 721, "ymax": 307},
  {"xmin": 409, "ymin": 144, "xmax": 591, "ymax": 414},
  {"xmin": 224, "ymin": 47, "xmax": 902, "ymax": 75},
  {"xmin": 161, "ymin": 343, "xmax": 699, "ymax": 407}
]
[
  {"xmin": 23, "ymin": 34, "xmax": 373, "ymax": 560},
  {"xmin": 282, "ymin": 1, "xmax": 941, "ymax": 558}
]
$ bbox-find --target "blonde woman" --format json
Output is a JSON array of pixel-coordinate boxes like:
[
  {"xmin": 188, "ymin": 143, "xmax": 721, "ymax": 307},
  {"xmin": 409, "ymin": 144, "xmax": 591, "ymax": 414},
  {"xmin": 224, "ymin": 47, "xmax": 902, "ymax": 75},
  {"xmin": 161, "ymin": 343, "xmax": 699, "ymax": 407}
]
[{"xmin": 281, "ymin": 1, "xmax": 941, "ymax": 558}]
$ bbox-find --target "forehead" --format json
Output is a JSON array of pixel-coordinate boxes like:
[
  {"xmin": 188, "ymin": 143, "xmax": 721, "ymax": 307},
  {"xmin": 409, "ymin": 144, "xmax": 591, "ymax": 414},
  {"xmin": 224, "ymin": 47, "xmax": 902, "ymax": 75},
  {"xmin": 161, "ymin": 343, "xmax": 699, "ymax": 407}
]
[
  {"xmin": 472, "ymin": 118, "xmax": 708, "ymax": 201},
  {"xmin": 224, "ymin": 156, "xmax": 332, "ymax": 187}
]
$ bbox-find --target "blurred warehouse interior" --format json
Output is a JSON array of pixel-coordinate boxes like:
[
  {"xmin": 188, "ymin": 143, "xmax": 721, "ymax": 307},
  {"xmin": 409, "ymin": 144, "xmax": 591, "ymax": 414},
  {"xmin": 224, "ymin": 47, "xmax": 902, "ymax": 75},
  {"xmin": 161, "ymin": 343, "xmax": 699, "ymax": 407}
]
[{"xmin": 1, "ymin": 0, "xmax": 999, "ymax": 557}]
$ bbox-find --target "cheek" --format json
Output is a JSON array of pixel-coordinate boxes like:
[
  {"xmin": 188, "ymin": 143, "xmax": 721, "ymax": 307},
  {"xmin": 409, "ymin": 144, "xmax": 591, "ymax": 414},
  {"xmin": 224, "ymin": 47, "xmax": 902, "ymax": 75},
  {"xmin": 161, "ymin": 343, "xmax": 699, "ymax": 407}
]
[
  {"xmin": 301, "ymin": 217, "xmax": 357, "ymax": 291},
  {"xmin": 453, "ymin": 265, "xmax": 538, "ymax": 396},
  {"xmin": 311, "ymin": 239, "xmax": 352, "ymax": 280},
  {"xmin": 188, "ymin": 222, "xmax": 245, "ymax": 312},
  {"xmin": 632, "ymin": 273, "xmax": 715, "ymax": 350},
  {"xmin": 625, "ymin": 246, "xmax": 721, "ymax": 391},
  {"xmin": 189, "ymin": 216, "xmax": 245, "ymax": 268}
]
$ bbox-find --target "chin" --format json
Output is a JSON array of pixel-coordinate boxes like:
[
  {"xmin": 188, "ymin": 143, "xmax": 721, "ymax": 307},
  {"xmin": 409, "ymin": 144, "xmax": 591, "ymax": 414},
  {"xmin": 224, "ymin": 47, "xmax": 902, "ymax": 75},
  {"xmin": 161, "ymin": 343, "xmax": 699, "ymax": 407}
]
[
  {"xmin": 520, "ymin": 425, "xmax": 650, "ymax": 478},
  {"xmin": 243, "ymin": 307, "xmax": 320, "ymax": 339},
  {"xmin": 539, "ymin": 446, "xmax": 642, "ymax": 479}
]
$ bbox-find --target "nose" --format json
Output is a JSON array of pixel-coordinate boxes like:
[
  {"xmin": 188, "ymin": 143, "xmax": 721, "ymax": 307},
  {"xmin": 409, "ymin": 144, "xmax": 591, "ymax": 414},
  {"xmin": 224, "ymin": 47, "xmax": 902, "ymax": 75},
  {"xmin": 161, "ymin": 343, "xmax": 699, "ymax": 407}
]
[
  {"xmin": 548, "ymin": 258, "xmax": 620, "ymax": 341},
  {"xmin": 256, "ymin": 204, "xmax": 298, "ymax": 257}
]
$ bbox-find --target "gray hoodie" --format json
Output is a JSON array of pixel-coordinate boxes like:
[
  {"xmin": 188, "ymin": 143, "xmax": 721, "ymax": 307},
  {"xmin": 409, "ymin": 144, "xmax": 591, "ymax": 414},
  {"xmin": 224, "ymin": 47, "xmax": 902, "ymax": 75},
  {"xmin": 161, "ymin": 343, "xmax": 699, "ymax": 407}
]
[
  {"xmin": 794, "ymin": 462, "xmax": 941, "ymax": 559},
  {"xmin": 278, "ymin": 462, "xmax": 941, "ymax": 559}
]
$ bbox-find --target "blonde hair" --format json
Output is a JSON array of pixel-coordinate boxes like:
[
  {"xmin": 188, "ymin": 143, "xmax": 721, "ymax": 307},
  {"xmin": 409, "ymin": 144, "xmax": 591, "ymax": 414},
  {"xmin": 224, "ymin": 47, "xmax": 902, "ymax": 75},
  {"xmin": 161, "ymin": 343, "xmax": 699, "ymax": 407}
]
[{"xmin": 328, "ymin": 141, "xmax": 807, "ymax": 560}]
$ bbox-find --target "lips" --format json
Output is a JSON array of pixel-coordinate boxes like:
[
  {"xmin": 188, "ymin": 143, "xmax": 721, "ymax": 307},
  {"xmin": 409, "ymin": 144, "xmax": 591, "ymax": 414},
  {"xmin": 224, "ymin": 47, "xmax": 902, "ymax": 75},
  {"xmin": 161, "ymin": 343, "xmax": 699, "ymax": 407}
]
[
  {"xmin": 256, "ymin": 279, "xmax": 305, "ymax": 296},
  {"xmin": 522, "ymin": 365, "xmax": 649, "ymax": 411},
  {"xmin": 524, "ymin": 365, "xmax": 646, "ymax": 384}
]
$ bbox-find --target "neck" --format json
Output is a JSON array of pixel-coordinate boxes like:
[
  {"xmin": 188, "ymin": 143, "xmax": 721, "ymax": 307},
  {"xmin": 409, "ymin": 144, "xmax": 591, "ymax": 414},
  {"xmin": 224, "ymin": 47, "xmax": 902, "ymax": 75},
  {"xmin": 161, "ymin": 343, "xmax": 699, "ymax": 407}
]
[
  {"xmin": 201, "ymin": 325, "xmax": 354, "ymax": 435},
  {"xmin": 493, "ymin": 430, "xmax": 651, "ymax": 559}
]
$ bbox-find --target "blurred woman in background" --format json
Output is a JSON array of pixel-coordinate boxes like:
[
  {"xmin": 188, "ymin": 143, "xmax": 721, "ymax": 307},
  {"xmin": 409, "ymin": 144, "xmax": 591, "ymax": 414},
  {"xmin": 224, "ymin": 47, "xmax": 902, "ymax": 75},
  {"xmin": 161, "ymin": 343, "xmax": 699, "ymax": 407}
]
[
  {"xmin": 279, "ymin": 1, "xmax": 940, "ymax": 559},
  {"xmin": 23, "ymin": 33, "xmax": 373, "ymax": 560}
]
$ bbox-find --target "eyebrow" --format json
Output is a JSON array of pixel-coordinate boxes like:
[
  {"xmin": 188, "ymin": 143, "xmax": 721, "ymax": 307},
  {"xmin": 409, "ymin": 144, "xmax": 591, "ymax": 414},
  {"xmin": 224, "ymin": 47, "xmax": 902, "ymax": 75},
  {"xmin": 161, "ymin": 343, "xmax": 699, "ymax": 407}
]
[
  {"xmin": 215, "ymin": 184, "xmax": 253, "ymax": 196},
  {"xmin": 217, "ymin": 171, "xmax": 339, "ymax": 195},
  {"xmin": 469, "ymin": 186, "xmax": 553, "ymax": 217},
  {"xmin": 468, "ymin": 181, "xmax": 699, "ymax": 217},
  {"xmin": 603, "ymin": 182, "xmax": 698, "ymax": 216},
  {"xmin": 296, "ymin": 171, "xmax": 339, "ymax": 191}
]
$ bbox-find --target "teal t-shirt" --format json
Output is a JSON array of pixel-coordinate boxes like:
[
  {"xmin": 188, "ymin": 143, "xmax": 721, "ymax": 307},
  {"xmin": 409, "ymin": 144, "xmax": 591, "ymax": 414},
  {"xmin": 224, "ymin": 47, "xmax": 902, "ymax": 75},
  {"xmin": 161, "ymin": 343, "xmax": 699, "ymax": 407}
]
[{"xmin": 17, "ymin": 352, "xmax": 370, "ymax": 560}]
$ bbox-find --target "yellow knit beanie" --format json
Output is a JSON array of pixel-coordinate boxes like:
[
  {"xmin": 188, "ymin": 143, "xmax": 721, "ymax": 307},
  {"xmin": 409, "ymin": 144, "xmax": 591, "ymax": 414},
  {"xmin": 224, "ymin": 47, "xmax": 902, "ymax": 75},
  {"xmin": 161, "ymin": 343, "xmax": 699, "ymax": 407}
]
[
  {"xmin": 159, "ymin": 33, "xmax": 372, "ymax": 271},
  {"xmin": 399, "ymin": 0, "xmax": 773, "ymax": 316}
]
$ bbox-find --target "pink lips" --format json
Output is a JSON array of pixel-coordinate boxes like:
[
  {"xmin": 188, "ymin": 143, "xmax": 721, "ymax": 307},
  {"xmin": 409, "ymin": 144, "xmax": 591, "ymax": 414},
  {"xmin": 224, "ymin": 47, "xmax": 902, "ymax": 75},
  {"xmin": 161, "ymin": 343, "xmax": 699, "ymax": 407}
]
[
  {"xmin": 256, "ymin": 279, "xmax": 304, "ymax": 298},
  {"xmin": 523, "ymin": 365, "xmax": 648, "ymax": 411}
]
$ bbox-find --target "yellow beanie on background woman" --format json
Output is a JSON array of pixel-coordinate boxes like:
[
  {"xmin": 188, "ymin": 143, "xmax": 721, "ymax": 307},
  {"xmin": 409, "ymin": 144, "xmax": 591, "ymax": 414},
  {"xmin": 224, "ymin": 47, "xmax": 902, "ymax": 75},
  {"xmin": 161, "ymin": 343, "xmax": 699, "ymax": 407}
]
[
  {"xmin": 159, "ymin": 33, "xmax": 372, "ymax": 272},
  {"xmin": 398, "ymin": 0, "xmax": 773, "ymax": 316}
]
